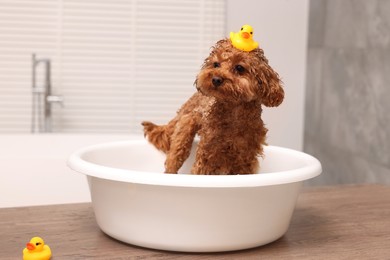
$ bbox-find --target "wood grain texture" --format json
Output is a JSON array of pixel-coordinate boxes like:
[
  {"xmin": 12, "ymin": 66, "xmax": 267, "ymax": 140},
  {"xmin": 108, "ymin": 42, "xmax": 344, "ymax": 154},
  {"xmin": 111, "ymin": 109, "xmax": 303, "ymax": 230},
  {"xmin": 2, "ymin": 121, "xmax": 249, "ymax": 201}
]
[{"xmin": 1, "ymin": 185, "xmax": 389, "ymax": 259}]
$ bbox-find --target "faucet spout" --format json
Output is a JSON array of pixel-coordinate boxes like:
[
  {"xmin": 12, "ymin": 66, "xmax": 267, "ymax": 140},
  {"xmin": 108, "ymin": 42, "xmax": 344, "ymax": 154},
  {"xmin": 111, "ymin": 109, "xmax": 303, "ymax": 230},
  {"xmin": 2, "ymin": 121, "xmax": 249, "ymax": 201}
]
[{"xmin": 47, "ymin": 95, "xmax": 64, "ymax": 107}]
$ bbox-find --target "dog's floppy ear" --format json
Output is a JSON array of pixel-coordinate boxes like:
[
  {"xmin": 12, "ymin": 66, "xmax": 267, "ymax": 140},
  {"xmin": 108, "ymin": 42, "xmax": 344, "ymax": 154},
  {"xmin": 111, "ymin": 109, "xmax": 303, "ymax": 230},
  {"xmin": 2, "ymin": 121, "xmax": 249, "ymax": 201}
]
[{"xmin": 254, "ymin": 50, "xmax": 284, "ymax": 107}]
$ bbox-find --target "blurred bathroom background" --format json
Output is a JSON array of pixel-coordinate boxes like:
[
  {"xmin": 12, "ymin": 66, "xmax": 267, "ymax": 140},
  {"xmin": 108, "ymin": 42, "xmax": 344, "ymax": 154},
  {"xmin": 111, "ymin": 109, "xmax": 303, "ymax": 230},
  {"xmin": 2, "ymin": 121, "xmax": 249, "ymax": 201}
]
[
  {"xmin": 0, "ymin": 0, "xmax": 389, "ymax": 192},
  {"xmin": 305, "ymin": 0, "xmax": 390, "ymax": 185}
]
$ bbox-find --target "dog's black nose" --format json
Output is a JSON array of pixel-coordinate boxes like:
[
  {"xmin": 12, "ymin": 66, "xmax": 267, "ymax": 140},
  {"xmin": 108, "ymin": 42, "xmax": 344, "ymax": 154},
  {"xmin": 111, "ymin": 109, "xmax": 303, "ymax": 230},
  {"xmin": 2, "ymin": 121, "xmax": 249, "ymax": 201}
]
[{"xmin": 212, "ymin": 76, "xmax": 224, "ymax": 87}]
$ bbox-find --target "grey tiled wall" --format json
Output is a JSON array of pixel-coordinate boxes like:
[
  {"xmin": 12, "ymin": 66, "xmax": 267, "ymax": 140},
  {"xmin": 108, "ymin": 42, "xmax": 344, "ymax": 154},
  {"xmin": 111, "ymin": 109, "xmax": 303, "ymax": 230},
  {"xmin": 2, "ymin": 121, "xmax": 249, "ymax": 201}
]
[{"xmin": 304, "ymin": 0, "xmax": 390, "ymax": 185}]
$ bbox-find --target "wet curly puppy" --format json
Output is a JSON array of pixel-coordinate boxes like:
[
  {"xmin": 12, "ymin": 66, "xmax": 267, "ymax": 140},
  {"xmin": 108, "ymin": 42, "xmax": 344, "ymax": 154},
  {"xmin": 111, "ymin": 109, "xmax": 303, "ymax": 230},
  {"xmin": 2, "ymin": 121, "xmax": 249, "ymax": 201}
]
[{"xmin": 142, "ymin": 38, "xmax": 284, "ymax": 175}]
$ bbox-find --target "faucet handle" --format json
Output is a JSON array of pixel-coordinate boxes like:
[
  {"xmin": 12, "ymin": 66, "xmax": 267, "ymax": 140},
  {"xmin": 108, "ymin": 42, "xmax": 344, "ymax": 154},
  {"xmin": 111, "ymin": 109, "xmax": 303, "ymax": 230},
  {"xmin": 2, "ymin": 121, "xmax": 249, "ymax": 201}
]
[{"xmin": 47, "ymin": 95, "xmax": 64, "ymax": 107}]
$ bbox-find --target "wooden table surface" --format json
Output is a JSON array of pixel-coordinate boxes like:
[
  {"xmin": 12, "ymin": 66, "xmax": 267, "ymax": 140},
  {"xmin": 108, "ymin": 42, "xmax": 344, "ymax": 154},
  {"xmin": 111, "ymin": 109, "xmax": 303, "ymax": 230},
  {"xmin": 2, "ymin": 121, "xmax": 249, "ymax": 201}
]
[{"xmin": 1, "ymin": 184, "xmax": 389, "ymax": 259}]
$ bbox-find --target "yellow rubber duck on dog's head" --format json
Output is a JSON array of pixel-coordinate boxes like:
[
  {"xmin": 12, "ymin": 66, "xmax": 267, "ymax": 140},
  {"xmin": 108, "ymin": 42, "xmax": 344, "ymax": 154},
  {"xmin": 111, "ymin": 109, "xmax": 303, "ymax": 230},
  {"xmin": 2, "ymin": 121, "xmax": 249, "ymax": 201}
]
[
  {"xmin": 23, "ymin": 237, "xmax": 52, "ymax": 260},
  {"xmin": 230, "ymin": 24, "xmax": 259, "ymax": 52}
]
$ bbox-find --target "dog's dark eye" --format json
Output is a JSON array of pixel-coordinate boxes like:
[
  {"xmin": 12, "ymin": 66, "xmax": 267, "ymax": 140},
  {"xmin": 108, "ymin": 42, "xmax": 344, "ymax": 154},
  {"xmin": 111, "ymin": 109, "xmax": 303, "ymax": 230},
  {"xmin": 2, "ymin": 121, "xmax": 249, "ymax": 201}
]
[
  {"xmin": 235, "ymin": 65, "xmax": 245, "ymax": 73},
  {"xmin": 213, "ymin": 62, "xmax": 220, "ymax": 68}
]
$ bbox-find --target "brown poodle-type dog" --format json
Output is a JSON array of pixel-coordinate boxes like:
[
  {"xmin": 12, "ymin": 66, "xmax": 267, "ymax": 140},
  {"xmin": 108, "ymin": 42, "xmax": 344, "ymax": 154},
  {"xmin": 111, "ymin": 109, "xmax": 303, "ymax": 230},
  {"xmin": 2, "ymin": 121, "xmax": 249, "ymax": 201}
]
[{"xmin": 142, "ymin": 38, "xmax": 284, "ymax": 175}]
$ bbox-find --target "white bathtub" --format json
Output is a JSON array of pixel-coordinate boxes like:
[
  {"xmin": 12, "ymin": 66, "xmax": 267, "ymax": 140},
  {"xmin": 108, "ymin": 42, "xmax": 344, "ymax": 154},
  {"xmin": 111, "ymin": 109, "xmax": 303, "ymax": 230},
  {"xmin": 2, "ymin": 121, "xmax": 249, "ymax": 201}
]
[{"xmin": 0, "ymin": 134, "xmax": 140, "ymax": 208}]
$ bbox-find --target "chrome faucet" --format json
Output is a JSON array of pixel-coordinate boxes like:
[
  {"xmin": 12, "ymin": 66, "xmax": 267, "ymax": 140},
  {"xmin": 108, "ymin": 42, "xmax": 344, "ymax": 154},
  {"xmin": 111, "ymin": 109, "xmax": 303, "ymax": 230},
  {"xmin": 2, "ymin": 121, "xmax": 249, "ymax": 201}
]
[{"xmin": 31, "ymin": 54, "xmax": 64, "ymax": 133}]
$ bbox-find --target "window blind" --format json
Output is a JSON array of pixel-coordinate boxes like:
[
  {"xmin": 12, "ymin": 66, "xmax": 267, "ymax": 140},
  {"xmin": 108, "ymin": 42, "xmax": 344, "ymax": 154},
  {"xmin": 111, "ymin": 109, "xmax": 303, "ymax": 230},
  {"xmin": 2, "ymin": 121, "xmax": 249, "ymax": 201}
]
[
  {"xmin": 0, "ymin": 0, "xmax": 226, "ymax": 133},
  {"xmin": 0, "ymin": 0, "xmax": 58, "ymax": 133}
]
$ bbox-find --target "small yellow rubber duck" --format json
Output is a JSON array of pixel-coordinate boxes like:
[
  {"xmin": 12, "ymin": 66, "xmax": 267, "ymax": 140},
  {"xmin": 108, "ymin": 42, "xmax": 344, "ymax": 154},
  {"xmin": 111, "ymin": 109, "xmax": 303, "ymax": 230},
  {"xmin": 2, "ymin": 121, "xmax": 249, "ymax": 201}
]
[
  {"xmin": 230, "ymin": 24, "xmax": 259, "ymax": 52},
  {"xmin": 23, "ymin": 237, "xmax": 52, "ymax": 260}
]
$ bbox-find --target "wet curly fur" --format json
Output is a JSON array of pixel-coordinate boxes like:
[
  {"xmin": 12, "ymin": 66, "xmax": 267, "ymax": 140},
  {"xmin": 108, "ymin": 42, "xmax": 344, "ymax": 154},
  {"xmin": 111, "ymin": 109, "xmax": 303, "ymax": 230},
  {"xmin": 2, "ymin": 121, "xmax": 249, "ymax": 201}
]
[{"xmin": 142, "ymin": 39, "xmax": 284, "ymax": 175}]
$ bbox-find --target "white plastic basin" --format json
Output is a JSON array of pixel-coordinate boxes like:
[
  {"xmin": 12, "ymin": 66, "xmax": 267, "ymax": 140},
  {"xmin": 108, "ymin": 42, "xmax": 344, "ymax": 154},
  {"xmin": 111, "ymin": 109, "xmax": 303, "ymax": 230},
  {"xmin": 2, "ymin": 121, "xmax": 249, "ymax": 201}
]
[{"xmin": 67, "ymin": 139, "xmax": 321, "ymax": 252}]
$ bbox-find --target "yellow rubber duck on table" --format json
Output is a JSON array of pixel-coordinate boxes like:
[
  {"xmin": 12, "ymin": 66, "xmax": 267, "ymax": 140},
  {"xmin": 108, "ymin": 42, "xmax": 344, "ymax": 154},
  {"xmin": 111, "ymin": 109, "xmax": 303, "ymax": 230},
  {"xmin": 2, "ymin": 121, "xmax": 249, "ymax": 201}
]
[
  {"xmin": 23, "ymin": 237, "xmax": 51, "ymax": 260},
  {"xmin": 230, "ymin": 24, "xmax": 259, "ymax": 52}
]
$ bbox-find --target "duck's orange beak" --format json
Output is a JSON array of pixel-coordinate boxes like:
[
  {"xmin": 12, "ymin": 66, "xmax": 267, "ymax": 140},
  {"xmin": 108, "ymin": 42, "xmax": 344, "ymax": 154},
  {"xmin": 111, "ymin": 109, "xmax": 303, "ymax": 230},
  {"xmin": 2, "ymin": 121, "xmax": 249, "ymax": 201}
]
[
  {"xmin": 241, "ymin": 32, "xmax": 250, "ymax": 39},
  {"xmin": 26, "ymin": 242, "xmax": 35, "ymax": 251}
]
